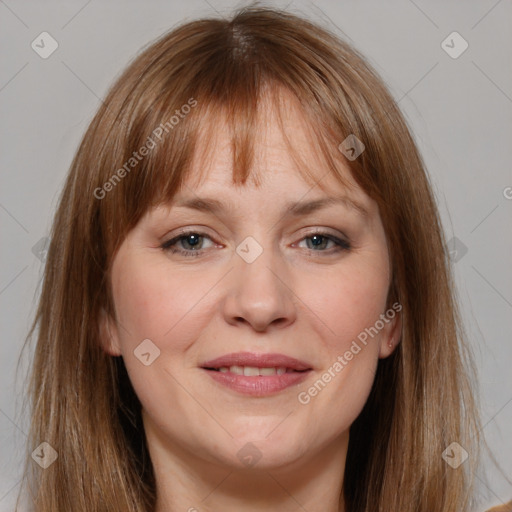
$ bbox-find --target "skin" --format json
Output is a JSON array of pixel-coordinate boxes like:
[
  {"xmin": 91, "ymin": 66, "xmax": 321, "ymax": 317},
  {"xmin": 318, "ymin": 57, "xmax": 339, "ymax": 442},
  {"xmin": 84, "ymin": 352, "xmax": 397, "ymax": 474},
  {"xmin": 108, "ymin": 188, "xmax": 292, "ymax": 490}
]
[{"xmin": 100, "ymin": 89, "xmax": 401, "ymax": 512}]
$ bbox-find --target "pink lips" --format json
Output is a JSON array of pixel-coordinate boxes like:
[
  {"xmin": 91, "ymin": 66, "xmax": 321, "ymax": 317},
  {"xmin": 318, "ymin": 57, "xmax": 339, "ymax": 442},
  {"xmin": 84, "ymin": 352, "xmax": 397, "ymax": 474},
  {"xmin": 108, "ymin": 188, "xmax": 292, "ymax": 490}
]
[
  {"xmin": 201, "ymin": 352, "xmax": 312, "ymax": 397},
  {"xmin": 201, "ymin": 352, "xmax": 312, "ymax": 371}
]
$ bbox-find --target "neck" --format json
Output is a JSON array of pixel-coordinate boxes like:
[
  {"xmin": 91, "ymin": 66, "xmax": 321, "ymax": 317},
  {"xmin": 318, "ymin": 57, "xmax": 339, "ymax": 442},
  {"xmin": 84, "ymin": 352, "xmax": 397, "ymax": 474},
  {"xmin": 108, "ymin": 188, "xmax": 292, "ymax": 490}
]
[{"xmin": 144, "ymin": 413, "xmax": 348, "ymax": 512}]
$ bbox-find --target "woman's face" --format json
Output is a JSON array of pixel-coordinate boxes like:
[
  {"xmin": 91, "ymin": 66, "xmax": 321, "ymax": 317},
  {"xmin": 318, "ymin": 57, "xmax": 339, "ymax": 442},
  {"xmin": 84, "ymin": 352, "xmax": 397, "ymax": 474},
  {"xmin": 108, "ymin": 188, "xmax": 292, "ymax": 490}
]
[{"xmin": 101, "ymin": 92, "xmax": 400, "ymax": 472}]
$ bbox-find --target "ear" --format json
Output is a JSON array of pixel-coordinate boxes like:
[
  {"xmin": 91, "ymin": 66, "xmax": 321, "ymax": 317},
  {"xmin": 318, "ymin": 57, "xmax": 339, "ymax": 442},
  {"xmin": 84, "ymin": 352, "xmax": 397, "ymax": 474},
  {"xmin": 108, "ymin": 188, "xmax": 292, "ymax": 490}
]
[
  {"xmin": 378, "ymin": 306, "xmax": 402, "ymax": 359},
  {"xmin": 98, "ymin": 307, "xmax": 122, "ymax": 356}
]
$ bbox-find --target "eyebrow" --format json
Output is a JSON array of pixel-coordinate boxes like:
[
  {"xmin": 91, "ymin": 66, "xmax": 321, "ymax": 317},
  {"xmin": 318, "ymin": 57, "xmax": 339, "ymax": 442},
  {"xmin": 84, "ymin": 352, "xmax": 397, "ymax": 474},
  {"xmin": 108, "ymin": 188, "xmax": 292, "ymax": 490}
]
[{"xmin": 173, "ymin": 195, "xmax": 369, "ymax": 219}]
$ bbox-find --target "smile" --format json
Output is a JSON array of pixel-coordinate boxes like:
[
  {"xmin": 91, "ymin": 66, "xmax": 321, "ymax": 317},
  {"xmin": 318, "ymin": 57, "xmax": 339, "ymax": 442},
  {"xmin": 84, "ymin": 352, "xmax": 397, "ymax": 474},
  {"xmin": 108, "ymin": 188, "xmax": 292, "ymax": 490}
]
[
  {"xmin": 200, "ymin": 352, "xmax": 313, "ymax": 396},
  {"xmin": 210, "ymin": 365, "xmax": 305, "ymax": 376}
]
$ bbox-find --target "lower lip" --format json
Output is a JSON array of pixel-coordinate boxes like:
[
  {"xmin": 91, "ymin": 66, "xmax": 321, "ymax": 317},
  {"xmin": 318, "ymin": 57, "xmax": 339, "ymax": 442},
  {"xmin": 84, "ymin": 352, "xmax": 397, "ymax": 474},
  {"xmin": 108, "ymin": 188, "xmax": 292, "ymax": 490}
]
[{"xmin": 203, "ymin": 369, "xmax": 311, "ymax": 396}]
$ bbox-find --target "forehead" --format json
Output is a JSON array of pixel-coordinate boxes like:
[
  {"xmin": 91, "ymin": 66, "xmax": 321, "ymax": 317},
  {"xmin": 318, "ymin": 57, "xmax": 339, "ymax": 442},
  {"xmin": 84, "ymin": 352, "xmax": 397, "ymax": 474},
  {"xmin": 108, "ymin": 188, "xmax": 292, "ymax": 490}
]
[
  {"xmin": 182, "ymin": 86, "xmax": 359, "ymax": 197},
  {"xmin": 168, "ymin": 118, "xmax": 375, "ymax": 226},
  {"xmin": 128, "ymin": 86, "xmax": 381, "ymax": 240}
]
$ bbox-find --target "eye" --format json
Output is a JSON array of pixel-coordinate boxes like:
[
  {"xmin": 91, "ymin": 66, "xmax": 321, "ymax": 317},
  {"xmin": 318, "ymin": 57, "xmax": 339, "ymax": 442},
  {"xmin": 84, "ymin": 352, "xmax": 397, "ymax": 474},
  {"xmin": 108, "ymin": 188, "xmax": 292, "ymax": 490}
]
[
  {"xmin": 161, "ymin": 231, "xmax": 216, "ymax": 257},
  {"xmin": 294, "ymin": 231, "xmax": 351, "ymax": 253},
  {"xmin": 161, "ymin": 229, "xmax": 351, "ymax": 258}
]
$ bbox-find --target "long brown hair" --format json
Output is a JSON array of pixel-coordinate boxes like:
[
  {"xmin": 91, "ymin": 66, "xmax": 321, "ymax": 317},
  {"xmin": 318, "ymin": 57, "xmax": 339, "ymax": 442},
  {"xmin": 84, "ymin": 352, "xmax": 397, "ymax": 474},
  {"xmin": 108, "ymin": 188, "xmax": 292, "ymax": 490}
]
[{"xmin": 18, "ymin": 4, "xmax": 482, "ymax": 511}]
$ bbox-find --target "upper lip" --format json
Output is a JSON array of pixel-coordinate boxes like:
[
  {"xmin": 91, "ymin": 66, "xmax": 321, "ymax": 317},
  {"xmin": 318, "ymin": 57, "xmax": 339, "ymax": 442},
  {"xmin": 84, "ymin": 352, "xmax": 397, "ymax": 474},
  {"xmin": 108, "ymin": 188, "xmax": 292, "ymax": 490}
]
[{"xmin": 201, "ymin": 352, "xmax": 312, "ymax": 371}]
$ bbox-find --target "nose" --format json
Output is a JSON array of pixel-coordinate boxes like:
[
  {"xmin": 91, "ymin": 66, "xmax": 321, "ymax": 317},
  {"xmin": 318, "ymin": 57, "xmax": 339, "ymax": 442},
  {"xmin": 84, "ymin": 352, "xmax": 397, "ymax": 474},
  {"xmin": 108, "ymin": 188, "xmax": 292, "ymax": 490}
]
[{"xmin": 222, "ymin": 241, "xmax": 297, "ymax": 333}]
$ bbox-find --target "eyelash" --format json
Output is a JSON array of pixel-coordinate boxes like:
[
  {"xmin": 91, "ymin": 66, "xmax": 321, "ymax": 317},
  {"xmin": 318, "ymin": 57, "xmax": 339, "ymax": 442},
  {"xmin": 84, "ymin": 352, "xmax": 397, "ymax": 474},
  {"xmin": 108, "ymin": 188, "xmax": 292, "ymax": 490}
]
[{"xmin": 160, "ymin": 230, "xmax": 351, "ymax": 258}]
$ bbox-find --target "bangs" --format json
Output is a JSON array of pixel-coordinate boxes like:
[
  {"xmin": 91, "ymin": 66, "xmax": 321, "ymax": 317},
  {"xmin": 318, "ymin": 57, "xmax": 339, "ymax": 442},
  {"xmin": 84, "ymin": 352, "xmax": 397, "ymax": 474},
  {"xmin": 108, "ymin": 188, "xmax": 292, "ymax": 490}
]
[
  {"xmin": 117, "ymin": 80, "xmax": 356, "ymax": 228},
  {"xmin": 93, "ymin": 9, "xmax": 395, "ymax": 273},
  {"xmin": 93, "ymin": 16, "xmax": 376, "ymax": 255}
]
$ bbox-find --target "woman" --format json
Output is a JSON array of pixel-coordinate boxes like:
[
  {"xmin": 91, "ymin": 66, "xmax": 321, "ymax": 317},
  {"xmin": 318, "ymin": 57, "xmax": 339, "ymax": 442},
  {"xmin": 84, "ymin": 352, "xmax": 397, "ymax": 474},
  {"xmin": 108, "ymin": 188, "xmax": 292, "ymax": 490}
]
[{"xmin": 18, "ymin": 5, "xmax": 484, "ymax": 511}]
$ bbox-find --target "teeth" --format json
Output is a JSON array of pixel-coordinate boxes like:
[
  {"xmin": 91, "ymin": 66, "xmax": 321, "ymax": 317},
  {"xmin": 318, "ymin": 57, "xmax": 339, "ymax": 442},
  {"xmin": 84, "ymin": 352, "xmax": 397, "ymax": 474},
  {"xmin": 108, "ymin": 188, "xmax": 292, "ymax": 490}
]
[
  {"xmin": 216, "ymin": 366, "xmax": 292, "ymax": 376},
  {"xmin": 230, "ymin": 365, "xmax": 244, "ymax": 375},
  {"xmin": 243, "ymin": 366, "xmax": 260, "ymax": 376}
]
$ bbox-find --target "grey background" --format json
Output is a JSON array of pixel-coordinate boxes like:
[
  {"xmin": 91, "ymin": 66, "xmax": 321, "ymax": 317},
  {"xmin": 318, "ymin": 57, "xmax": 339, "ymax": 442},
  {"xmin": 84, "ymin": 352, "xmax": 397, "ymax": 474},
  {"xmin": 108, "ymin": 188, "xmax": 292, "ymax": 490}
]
[{"xmin": 1, "ymin": 0, "xmax": 510, "ymax": 510}]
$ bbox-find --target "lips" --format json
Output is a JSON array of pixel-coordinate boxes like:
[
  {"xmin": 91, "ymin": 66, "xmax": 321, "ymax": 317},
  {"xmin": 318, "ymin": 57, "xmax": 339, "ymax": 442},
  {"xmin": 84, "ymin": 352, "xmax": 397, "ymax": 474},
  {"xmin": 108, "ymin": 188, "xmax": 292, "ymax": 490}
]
[
  {"xmin": 200, "ymin": 352, "xmax": 313, "ymax": 396},
  {"xmin": 201, "ymin": 352, "xmax": 312, "ymax": 372}
]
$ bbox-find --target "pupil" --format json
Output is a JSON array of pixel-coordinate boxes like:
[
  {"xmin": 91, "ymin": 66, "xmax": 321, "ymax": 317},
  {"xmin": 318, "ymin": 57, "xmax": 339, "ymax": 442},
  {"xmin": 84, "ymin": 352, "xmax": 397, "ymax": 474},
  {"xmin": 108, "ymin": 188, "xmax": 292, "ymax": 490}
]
[
  {"xmin": 187, "ymin": 234, "xmax": 200, "ymax": 247},
  {"xmin": 312, "ymin": 235, "xmax": 322, "ymax": 246}
]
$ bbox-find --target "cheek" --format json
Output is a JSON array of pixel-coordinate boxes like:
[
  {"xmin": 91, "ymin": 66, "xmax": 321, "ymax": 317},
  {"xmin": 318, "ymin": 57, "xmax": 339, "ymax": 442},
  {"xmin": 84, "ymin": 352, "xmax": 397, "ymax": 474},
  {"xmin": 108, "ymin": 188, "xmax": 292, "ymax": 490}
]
[
  {"xmin": 109, "ymin": 254, "xmax": 214, "ymax": 411},
  {"xmin": 301, "ymin": 259, "xmax": 390, "ymax": 351},
  {"xmin": 292, "ymin": 254, "xmax": 389, "ymax": 422},
  {"xmin": 110, "ymin": 252, "xmax": 213, "ymax": 353}
]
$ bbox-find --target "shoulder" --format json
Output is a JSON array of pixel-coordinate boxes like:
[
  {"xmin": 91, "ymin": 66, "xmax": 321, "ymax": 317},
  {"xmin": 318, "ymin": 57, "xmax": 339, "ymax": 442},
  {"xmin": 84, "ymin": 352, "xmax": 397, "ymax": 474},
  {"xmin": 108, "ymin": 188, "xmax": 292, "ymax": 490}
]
[{"xmin": 485, "ymin": 501, "xmax": 512, "ymax": 512}]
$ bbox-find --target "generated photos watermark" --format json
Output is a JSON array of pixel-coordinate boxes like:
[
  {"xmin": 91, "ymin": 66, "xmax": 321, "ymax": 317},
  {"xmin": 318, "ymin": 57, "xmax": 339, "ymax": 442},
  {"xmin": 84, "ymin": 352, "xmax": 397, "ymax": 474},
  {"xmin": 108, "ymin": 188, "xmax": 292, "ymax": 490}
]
[
  {"xmin": 298, "ymin": 301, "xmax": 402, "ymax": 405},
  {"xmin": 93, "ymin": 97, "xmax": 197, "ymax": 200}
]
